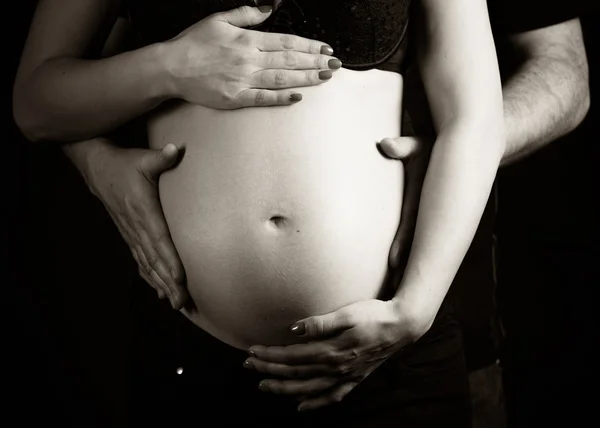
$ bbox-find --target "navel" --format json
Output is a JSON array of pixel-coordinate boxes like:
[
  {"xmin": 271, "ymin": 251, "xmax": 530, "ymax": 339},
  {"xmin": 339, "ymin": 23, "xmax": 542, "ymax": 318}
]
[{"xmin": 268, "ymin": 215, "xmax": 290, "ymax": 228}]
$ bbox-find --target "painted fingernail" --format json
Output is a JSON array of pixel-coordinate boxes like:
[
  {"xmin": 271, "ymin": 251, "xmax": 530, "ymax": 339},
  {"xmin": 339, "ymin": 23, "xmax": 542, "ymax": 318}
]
[
  {"xmin": 319, "ymin": 70, "xmax": 333, "ymax": 80},
  {"xmin": 290, "ymin": 322, "xmax": 305, "ymax": 335},
  {"xmin": 321, "ymin": 45, "xmax": 334, "ymax": 55},
  {"xmin": 247, "ymin": 349, "xmax": 256, "ymax": 357},
  {"xmin": 258, "ymin": 5, "xmax": 273, "ymax": 14},
  {"xmin": 243, "ymin": 359, "xmax": 254, "ymax": 369},
  {"xmin": 328, "ymin": 58, "xmax": 342, "ymax": 69},
  {"xmin": 258, "ymin": 382, "xmax": 270, "ymax": 392},
  {"xmin": 290, "ymin": 93, "xmax": 303, "ymax": 102}
]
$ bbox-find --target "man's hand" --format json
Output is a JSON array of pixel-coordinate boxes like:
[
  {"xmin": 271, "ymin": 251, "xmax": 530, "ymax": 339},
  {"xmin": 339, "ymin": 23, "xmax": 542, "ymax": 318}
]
[
  {"xmin": 245, "ymin": 299, "xmax": 428, "ymax": 412},
  {"xmin": 79, "ymin": 141, "xmax": 189, "ymax": 309},
  {"xmin": 378, "ymin": 136, "xmax": 430, "ymax": 270}
]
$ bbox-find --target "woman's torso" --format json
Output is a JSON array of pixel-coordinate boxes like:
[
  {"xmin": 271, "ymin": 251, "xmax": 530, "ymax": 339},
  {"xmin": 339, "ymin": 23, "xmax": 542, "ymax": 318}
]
[{"xmin": 129, "ymin": 0, "xmax": 410, "ymax": 349}]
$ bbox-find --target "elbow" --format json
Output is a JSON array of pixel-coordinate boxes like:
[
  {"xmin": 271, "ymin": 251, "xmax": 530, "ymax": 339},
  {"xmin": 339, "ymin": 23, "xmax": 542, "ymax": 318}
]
[
  {"xmin": 454, "ymin": 111, "xmax": 506, "ymax": 161},
  {"xmin": 570, "ymin": 84, "xmax": 591, "ymax": 131},
  {"xmin": 487, "ymin": 121, "xmax": 507, "ymax": 163},
  {"xmin": 13, "ymin": 109, "xmax": 45, "ymax": 144},
  {"xmin": 478, "ymin": 104, "xmax": 506, "ymax": 160},
  {"xmin": 553, "ymin": 80, "xmax": 591, "ymax": 139},
  {"xmin": 13, "ymin": 85, "xmax": 54, "ymax": 143},
  {"xmin": 557, "ymin": 57, "xmax": 591, "ymax": 137}
]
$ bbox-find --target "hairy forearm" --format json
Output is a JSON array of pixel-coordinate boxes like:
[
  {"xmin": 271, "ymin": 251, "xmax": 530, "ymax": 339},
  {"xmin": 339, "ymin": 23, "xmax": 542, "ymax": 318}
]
[
  {"xmin": 500, "ymin": 23, "xmax": 590, "ymax": 166},
  {"xmin": 13, "ymin": 43, "xmax": 170, "ymax": 143},
  {"xmin": 393, "ymin": 121, "xmax": 504, "ymax": 325}
]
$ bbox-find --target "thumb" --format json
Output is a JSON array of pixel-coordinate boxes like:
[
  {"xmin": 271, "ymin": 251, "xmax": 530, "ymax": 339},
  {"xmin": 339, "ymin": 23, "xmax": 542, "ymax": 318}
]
[
  {"xmin": 216, "ymin": 5, "xmax": 272, "ymax": 27},
  {"xmin": 379, "ymin": 136, "xmax": 424, "ymax": 161},
  {"xmin": 290, "ymin": 308, "xmax": 355, "ymax": 339},
  {"xmin": 139, "ymin": 144, "xmax": 180, "ymax": 182}
]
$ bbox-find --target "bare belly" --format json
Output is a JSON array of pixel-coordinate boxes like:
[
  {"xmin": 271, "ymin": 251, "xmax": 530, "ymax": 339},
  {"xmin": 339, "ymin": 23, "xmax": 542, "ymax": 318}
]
[{"xmin": 148, "ymin": 68, "xmax": 405, "ymax": 349}]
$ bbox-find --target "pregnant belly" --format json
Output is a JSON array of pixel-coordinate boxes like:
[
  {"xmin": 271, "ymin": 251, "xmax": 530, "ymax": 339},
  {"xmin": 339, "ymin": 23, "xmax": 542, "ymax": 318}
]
[{"xmin": 149, "ymin": 68, "xmax": 405, "ymax": 349}]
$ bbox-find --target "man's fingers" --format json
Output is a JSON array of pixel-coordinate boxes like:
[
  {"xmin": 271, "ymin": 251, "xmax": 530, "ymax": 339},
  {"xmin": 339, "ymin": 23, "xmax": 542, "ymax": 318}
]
[
  {"xmin": 389, "ymin": 192, "xmax": 419, "ymax": 269},
  {"xmin": 258, "ymin": 377, "xmax": 338, "ymax": 396},
  {"xmin": 297, "ymin": 382, "xmax": 359, "ymax": 412},
  {"xmin": 148, "ymin": 270, "xmax": 181, "ymax": 308},
  {"xmin": 135, "ymin": 243, "xmax": 174, "ymax": 301},
  {"xmin": 256, "ymin": 31, "xmax": 332, "ymax": 55},
  {"xmin": 141, "ymin": 200, "xmax": 187, "ymax": 286},
  {"xmin": 137, "ymin": 260, "xmax": 166, "ymax": 300},
  {"xmin": 139, "ymin": 144, "xmax": 180, "ymax": 183},
  {"xmin": 379, "ymin": 137, "xmax": 424, "ymax": 161},
  {"xmin": 154, "ymin": 234, "xmax": 187, "ymax": 286},
  {"xmin": 138, "ymin": 231, "xmax": 184, "ymax": 308},
  {"xmin": 216, "ymin": 6, "xmax": 272, "ymax": 28}
]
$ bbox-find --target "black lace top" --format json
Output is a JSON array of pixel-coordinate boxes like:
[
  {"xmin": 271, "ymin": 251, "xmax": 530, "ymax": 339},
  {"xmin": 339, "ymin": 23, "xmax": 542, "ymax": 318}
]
[{"xmin": 126, "ymin": 0, "xmax": 412, "ymax": 73}]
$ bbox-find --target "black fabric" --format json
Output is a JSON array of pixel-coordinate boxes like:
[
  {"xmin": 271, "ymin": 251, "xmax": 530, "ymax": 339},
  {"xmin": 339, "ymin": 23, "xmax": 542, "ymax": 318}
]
[
  {"xmin": 495, "ymin": 13, "xmax": 599, "ymax": 428},
  {"xmin": 488, "ymin": 0, "xmax": 587, "ymax": 35},
  {"xmin": 126, "ymin": 0, "xmax": 411, "ymax": 72},
  {"xmin": 130, "ymin": 278, "xmax": 471, "ymax": 428}
]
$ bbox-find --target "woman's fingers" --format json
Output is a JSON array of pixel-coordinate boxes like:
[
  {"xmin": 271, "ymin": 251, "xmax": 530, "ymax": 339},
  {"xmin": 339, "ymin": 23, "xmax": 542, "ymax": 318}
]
[
  {"xmin": 259, "ymin": 51, "xmax": 341, "ymax": 71},
  {"xmin": 297, "ymin": 382, "xmax": 359, "ymax": 412},
  {"xmin": 233, "ymin": 89, "xmax": 304, "ymax": 107},
  {"xmin": 256, "ymin": 31, "xmax": 332, "ymax": 55},
  {"xmin": 234, "ymin": 67, "xmax": 334, "ymax": 106},
  {"xmin": 244, "ymin": 358, "xmax": 334, "ymax": 378},
  {"xmin": 249, "ymin": 69, "xmax": 333, "ymax": 90},
  {"xmin": 258, "ymin": 377, "xmax": 339, "ymax": 396}
]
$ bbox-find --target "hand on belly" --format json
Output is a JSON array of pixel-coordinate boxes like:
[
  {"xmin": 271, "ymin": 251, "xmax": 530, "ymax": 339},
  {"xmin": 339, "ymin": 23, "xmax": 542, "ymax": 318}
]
[
  {"xmin": 152, "ymin": 67, "xmax": 405, "ymax": 350},
  {"xmin": 175, "ymin": 197, "xmax": 401, "ymax": 350}
]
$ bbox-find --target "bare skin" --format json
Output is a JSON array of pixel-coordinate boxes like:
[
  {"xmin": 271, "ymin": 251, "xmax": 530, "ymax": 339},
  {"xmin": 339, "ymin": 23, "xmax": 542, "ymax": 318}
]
[
  {"xmin": 247, "ymin": 17, "xmax": 590, "ymax": 412},
  {"xmin": 15, "ymin": 2, "xmax": 342, "ymax": 308},
  {"xmin": 16, "ymin": 0, "xmax": 507, "ymax": 414},
  {"xmin": 13, "ymin": 1, "xmax": 340, "ymax": 143}
]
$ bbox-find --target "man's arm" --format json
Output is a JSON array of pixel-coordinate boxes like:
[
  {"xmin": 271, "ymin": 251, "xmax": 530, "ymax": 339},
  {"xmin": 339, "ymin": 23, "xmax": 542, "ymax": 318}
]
[{"xmin": 500, "ymin": 18, "xmax": 590, "ymax": 165}]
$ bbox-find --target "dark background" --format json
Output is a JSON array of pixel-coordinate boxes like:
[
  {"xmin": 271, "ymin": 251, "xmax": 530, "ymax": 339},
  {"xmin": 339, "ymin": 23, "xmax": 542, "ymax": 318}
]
[{"xmin": 5, "ymin": 2, "xmax": 598, "ymax": 427}]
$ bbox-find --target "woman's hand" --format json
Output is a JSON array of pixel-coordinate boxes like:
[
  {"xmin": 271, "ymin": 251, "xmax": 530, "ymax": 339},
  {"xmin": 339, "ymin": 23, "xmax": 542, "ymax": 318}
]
[
  {"xmin": 72, "ymin": 140, "xmax": 189, "ymax": 309},
  {"xmin": 244, "ymin": 298, "xmax": 431, "ymax": 412},
  {"xmin": 164, "ymin": 6, "xmax": 341, "ymax": 109}
]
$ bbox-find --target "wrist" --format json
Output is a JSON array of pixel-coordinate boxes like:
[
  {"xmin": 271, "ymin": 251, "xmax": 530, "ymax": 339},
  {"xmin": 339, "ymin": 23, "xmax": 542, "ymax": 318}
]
[
  {"xmin": 63, "ymin": 139, "xmax": 114, "ymax": 194},
  {"xmin": 144, "ymin": 41, "xmax": 181, "ymax": 102},
  {"xmin": 152, "ymin": 39, "xmax": 187, "ymax": 101},
  {"xmin": 391, "ymin": 287, "xmax": 439, "ymax": 338}
]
